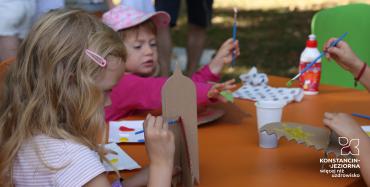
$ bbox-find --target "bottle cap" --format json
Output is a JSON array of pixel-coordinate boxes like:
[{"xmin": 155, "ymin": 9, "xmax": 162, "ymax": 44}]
[{"xmin": 306, "ymin": 34, "xmax": 317, "ymax": 48}]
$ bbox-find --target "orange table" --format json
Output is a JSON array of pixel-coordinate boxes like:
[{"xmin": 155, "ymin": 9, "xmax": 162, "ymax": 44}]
[{"xmin": 109, "ymin": 76, "xmax": 370, "ymax": 187}]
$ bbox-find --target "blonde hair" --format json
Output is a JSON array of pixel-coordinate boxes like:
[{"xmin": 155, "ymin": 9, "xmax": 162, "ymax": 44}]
[{"xmin": 0, "ymin": 9, "xmax": 126, "ymax": 186}]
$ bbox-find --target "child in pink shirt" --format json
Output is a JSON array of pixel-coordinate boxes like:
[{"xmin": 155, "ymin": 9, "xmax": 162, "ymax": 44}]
[{"xmin": 102, "ymin": 5, "xmax": 240, "ymax": 121}]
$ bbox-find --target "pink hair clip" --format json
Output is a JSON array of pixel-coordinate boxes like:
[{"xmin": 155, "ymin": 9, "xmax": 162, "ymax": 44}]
[{"xmin": 85, "ymin": 49, "xmax": 107, "ymax": 67}]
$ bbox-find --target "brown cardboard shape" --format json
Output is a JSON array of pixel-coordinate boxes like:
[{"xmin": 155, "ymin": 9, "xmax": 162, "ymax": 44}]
[
  {"xmin": 260, "ymin": 122, "xmax": 343, "ymax": 157},
  {"xmin": 162, "ymin": 64, "xmax": 199, "ymax": 186}
]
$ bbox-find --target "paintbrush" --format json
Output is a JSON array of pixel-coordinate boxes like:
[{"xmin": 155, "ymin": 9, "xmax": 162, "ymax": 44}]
[
  {"xmin": 286, "ymin": 32, "xmax": 349, "ymax": 87},
  {"xmin": 352, "ymin": 113, "xmax": 370, "ymax": 120},
  {"xmin": 231, "ymin": 7, "xmax": 238, "ymax": 67}
]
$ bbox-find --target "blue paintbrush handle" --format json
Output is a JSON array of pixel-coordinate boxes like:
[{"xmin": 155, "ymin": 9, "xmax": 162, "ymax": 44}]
[
  {"xmin": 299, "ymin": 51, "xmax": 325, "ymax": 74},
  {"xmin": 352, "ymin": 113, "xmax": 370, "ymax": 120},
  {"xmin": 135, "ymin": 119, "xmax": 178, "ymax": 135},
  {"xmin": 298, "ymin": 32, "xmax": 348, "ymax": 75},
  {"xmin": 231, "ymin": 22, "xmax": 237, "ymax": 66}
]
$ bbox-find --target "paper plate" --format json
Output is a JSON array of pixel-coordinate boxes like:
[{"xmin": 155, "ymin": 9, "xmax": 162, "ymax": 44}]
[{"xmin": 197, "ymin": 107, "xmax": 225, "ymax": 126}]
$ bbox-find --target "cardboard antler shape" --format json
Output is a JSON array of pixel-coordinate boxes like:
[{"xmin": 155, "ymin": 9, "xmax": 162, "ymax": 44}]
[
  {"xmin": 260, "ymin": 122, "xmax": 344, "ymax": 157},
  {"xmin": 162, "ymin": 64, "xmax": 199, "ymax": 186}
]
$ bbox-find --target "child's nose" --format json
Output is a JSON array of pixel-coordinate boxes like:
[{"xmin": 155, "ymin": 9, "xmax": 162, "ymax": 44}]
[{"xmin": 144, "ymin": 44, "xmax": 154, "ymax": 55}]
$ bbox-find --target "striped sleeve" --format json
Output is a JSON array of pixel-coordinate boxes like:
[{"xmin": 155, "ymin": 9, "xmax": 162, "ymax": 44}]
[{"xmin": 55, "ymin": 142, "xmax": 105, "ymax": 187}]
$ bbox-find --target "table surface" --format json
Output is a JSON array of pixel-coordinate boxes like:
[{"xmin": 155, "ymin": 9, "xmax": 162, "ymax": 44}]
[{"xmin": 108, "ymin": 76, "xmax": 370, "ymax": 187}]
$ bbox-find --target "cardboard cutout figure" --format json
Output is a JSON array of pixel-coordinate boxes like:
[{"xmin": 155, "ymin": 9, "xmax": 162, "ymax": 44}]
[
  {"xmin": 162, "ymin": 64, "xmax": 199, "ymax": 186},
  {"xmin": 260, "ymin": 122, "xmax": 344, "ymax": 157}
]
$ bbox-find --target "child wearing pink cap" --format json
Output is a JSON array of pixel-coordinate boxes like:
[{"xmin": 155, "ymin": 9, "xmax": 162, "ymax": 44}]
[{"xmin": 102, "ymin": 5, "xmax": 240, "ymax": 121}]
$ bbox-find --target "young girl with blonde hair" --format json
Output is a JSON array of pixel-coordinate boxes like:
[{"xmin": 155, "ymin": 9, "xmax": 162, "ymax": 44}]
[{"xmin": 0, "ymin": 9, "xmax": 174, "ymax": 187}]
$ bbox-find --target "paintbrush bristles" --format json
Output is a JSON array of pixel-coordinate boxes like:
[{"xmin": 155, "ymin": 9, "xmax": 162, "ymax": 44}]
[{"xmin": 233, "ymin": 7, "xmax": 238, "ymax": 20}]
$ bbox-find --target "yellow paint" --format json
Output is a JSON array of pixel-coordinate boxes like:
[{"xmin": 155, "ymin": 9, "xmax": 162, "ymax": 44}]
[
  {"xmin": 275, "ymin": 124, "xmax": 313, "ymax": 144},
  {"xmin": 110, "ymin": 158, "xmax": 119, "ymax": 164},
  {"xmin": 366, "ymin": 132, "xmax": 370, "ymax": 137},
  {"xmin": 119, "ymin": 137, "xmax": 128, "ymax": 142}
]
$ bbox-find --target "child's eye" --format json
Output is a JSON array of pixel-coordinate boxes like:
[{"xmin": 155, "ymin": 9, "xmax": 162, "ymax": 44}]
[
  {"xmin": 150, "ymin": 42, "xmax": 157, "ymax": 47},
  {"xmin": 133, "ymin": 45, "xmax": 141, "ymax": 49}
]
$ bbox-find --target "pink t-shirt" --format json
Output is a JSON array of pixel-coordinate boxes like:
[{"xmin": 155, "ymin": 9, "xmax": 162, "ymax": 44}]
[
  {"xmin": 104, "ymin": 65, "xmax": 220, "ymax": 121},
  {"xmin": 13, "ymin": 135, "xmax": 105, "ymax": 187}
]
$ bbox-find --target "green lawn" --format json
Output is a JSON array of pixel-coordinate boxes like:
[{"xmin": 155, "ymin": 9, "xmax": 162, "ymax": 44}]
[{"xmin": 171, "ymin": 8, "xmax": 317, "ymax": 81}]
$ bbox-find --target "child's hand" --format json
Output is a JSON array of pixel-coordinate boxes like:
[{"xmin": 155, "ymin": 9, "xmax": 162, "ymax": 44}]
[
  {"xmin": 209, "ymin": 38, "xmax": 240, "ymax": 75},
  {"xmin": 144, "ymin": 114, "xmax": 175, "ymax": 168},
  {"xmin": 324, "ymin": 38, "xmax": 364, "ymax": 75},
  {"xmin": 323, "ymin": 112, "xmax": 366, "ymax": 140},
  {"xmin": 207, "ymin": 79, "xmax": 236, "ymax": 102},
  {"xmin": 144, "ymin": 114, "xmax": 176, "ymax": 187}
]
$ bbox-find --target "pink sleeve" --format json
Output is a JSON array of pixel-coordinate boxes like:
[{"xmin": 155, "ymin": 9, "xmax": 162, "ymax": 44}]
[
  {"xmin": 104, "ymin": 74, "xmax": 213, "ymax": 121},
  {"xmin": 191, "ymin": 64, "xmax": 221, "ymax": 83}
]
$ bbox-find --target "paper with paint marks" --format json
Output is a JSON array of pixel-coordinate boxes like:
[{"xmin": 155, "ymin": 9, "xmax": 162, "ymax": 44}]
[
  {"xmin": 109, "ymin": 120, "xmax": 145, "ymax": 143},
  {"xmin": 103, "ymin": 143, "xmax": 140, "ymax": 171}
]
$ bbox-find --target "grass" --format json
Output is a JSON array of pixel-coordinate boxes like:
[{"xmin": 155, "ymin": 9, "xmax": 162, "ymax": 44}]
[{"xmin": 171, "ymin": 7, "xmax": 317, "ymax": 81}]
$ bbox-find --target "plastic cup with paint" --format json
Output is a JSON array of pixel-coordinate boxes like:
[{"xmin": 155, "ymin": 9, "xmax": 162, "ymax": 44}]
[{"xmin": 255, "ymin": 100, "xmax": 287, "ymax": 148}]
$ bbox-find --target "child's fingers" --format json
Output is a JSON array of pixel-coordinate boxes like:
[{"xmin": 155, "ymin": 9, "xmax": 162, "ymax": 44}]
[
  {"xmin": 223, "ymin": 56, "xmax": 232, "ymax": 64},
  {"xmin": 335, "ymin": 40, "xmax": 347, "ymax": 48},
  {"xmin": 327, "ymin": 47, "xmax": 341, "ymax": 57},
  {"xmin": 324, "ymin": 38, "xmax": 337, "ymax": 50},
  {"xmin": 223, "ymin": 84, "xmax": 237, "ymax": 91},
  {"xmin": 225, "ymin": 38, "xmax": 234, "ymax": 45},
  {"xmin": 323, "ymin": 118, "xmax": 333, "ymax": 128},
  {"xmin": 144, "ymin": 114, "xmax": 151, "ymax": 130},
  {"xmin": 324, "ymin": 112, "xmax": 336, "ymax": 120},
  {"xmin": 208, "ymin": 88, "xmax": 220, "ymax": 98},
  {"xmin": 325, "ymin": 52, "xmax": 332, "ymax": 60},
  {"xmin": 155, "ymin": 116, "xmax": 164, "ymax": 129},
  {"xmin": 235, "ymin": 46, "xmax": 240, "ymax": 56},
  {"xmin": 228, "ymin": 40, "xmax": 239, "ymax": 52},
  {"xmin": 232, "ymin": 40, "xmax": 239, "ymax": 48},
  {"xmin": 223, "ymin": 79, "xmax": 236, "ymax": 85},
  {"xmin": 146, "ymin": 114, "xmax": 156, "ymax": 129},
  {"xmin": 163, "ymin": 119, "xmax": 169, "ymax": 130},
  {"xmin": 214, "ymin": 83, "xmax": 225, "ymax": 90},
  {"xmin": 219, "ymin": 38, "xmax": 233, "ymax": 50},
  {"xmin": 152, "ymin": 116, "xmax": 160, "ymax": 129},
  {"xmin": 217, "ymin": 95, "xmax": 228, "ymax": 103}
]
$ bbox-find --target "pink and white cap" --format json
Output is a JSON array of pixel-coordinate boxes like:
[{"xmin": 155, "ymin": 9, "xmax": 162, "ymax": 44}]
[{"xmin": 102, "ymin": 5, "xmax": 170, "ymax": 31}]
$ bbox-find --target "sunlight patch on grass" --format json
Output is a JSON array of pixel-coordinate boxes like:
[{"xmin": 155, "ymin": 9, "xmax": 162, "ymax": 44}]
[
  {"xmin": 212, "ymin": 15, "xmax": 261, "ymax": 28},
  {"xmin": 214, "ymin": 0, "xmax": 370, "ymax": 11}
]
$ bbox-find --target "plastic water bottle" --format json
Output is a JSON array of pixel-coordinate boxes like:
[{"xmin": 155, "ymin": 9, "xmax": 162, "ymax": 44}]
[{"xmin": 299, "ymin": 34, "xmax": 321, "ymax": 95}]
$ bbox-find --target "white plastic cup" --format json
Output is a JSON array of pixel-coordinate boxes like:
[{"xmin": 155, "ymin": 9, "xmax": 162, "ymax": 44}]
[{"xmin": 255, "ymin": 100, "xmax": 287, "ymax": 148}]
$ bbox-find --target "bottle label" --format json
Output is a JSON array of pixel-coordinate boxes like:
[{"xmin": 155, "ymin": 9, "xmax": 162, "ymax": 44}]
[{"xmin": 299, "ymin": 62, "xmax": 321, "ymax": 93}]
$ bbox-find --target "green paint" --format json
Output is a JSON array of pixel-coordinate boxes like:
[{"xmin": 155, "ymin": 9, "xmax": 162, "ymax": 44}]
[
  {"xmin": 220, "ymin": 91, "xmax": 234, "ymax": 103},
  {"xmin": 286, "ymin": 80, "xmax": 293, "ymax": 87}
]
